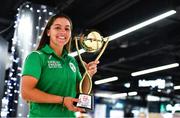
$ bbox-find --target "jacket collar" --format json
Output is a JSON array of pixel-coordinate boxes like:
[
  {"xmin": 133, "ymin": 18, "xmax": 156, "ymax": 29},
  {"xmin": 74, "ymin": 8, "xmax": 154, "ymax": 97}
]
[{"xmin": 41, "ymin": 44, "xmax": 68, "ymax": 58}]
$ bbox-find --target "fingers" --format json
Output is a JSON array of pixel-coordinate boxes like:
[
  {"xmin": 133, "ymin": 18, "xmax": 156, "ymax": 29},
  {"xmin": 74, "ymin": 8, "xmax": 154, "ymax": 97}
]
[
  {"xmin": 69, "ymin": 105, "xmax": 81, "ymax": 112},
  {"xmin": 63, "ymin": 97, "xmax": 85, "ymax": 112},
  {"xmin": 77, "ymin": 107, "xmax": 86, "ymax": 112},
  {"xmin": 88, "ymin": 68, "xmax": 97, "ymax": 72},
  {"xmin": 87, "ymin": 61, "xmax": 99, "ymax": 70},
  {"xmin": 71, "ymin": 106, "xmax": 85, "ymax": 112},
  {"xmin": 71, "ymin": 98, "xmax": 79, "ymax": 103},
  {"xmin": 86, "ymin": 60, "xmax": 99, "ymax": 76}
]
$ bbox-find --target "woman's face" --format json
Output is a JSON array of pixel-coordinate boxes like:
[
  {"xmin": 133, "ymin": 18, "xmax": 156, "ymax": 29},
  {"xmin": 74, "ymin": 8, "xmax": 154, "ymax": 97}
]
[{"xmin": 48, "ymin": 17, "xmax": 71, "ymax": 48}]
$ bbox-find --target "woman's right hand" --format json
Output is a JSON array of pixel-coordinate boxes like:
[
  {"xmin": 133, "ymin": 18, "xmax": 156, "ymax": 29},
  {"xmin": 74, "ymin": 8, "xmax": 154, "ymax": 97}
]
[{"xmin": 63, "ymin": 97, "xmax": 85, "ymax": 112}]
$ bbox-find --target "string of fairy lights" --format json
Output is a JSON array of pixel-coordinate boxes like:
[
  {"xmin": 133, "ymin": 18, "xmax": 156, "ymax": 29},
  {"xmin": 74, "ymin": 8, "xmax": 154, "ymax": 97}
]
[{"xmin": 1, "ymin": 2, "xmax": 54, "ymax": 117}]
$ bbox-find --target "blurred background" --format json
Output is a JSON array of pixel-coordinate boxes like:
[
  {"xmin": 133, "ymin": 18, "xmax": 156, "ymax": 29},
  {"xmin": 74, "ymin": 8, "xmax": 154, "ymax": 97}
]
[{"xmin": 0, "ymin": 0, "xmax": 180, "ymax": 117}]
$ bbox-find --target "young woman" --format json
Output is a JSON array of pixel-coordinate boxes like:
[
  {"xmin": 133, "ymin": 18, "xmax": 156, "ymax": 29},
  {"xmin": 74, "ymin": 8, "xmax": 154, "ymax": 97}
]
[{"xmin": 21, "ymin": 14, "xmax": 99, "ymax": 117}]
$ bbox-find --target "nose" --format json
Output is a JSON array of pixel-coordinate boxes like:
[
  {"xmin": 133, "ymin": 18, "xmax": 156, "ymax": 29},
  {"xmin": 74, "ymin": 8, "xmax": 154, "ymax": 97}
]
[
  {"xmin": 57, "ymin": 29, "xmax": 66, "ymax": 35},
  {"xmin": 59, "ymin": 29, "xmax": 66, "ymax": 33}
]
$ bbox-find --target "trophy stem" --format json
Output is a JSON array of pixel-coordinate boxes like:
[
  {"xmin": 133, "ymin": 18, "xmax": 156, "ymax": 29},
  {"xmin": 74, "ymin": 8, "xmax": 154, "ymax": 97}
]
[{"xmin": 75, "ymin": 37, "xmax": 92, "ymax": 94}]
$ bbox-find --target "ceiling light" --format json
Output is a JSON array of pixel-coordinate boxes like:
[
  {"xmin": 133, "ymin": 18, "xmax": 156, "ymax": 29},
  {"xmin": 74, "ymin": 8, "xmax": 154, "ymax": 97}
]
[
  {"xmin": 147, "ymin": 95, "xmax": 160, "ymax": 101},
  {"xmin": 109, "ymin": 10, "xmax": 176, "ymax": 41},
  {"xmin": 95, "ymin": 76, "xmax": 118, "ymax": 85},
  {"xmin": 95, "ymin": 92, "xmax": 112, "ymax": 98},
  {"xmin": 131, "ymin": 63, "xmax": 179, "ymax": 77},
  {"xmin": 112, "ymin": 93, "xmax": 127, "ymax": 99},
  {"xmin": 124, "ymin": 83, "xmax": 130, "ymax": 88},
  {"xmin": 174, "ymin": 85, "xmax": 180, "ymax": 90},
  {"xmin": 128, "ymin": 92, "xmax": 137, "ymax": 96},
  {"xmin": 69, "ymin": 49, "xmax": 85, "ymax": 57},
  {"xmin": 95, "ymin": 91, "xmax": 127, "ymax": 99}
]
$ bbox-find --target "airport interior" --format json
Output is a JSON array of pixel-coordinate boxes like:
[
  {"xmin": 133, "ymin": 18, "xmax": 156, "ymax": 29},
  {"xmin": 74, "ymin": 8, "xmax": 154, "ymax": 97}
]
[{"xmin": 0, "ymin": 0, "xmax": 180, "ymax": 117}]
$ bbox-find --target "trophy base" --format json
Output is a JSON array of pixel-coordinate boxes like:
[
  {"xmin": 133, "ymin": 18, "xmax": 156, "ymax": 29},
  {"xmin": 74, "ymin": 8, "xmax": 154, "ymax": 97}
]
[{"xmin": 75, "ymin": 93, "xmax": 94, "ymax": 110}]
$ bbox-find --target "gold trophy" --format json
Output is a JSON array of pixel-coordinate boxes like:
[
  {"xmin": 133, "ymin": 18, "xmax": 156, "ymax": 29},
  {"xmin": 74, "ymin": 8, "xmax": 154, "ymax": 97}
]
[{"xmin": 74, "ymin": 31, "xmax": 109, "ymax": 110}]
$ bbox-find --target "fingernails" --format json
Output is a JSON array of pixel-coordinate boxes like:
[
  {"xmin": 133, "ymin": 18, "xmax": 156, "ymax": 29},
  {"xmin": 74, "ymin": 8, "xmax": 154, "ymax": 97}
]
[
  {"xmin": 82, "ymin": 109, "xmax": 86, "ymax": 112},
  {"xmin": 95, "ymin": 60, "xmax": 99, "ymax": 63}
]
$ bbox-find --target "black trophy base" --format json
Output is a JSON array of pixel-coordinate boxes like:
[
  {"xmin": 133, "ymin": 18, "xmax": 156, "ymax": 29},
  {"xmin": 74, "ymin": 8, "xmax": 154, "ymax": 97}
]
[{"xmin": 75, "ymin": 93, "xmax": 94, "ymax": 110}]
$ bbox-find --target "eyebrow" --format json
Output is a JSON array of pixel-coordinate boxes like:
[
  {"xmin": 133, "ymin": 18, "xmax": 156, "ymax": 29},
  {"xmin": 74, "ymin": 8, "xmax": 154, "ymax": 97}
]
[{"xmin": 53, "ymin": 24, "xmax": 70, "ymax": 27}]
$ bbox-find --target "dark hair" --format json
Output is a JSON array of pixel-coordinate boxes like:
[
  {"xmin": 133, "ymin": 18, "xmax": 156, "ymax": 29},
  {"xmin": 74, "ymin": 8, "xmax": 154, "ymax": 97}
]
[{"xmin": 36, "ymin": 13, "xmax": 73, "ymax": 53}]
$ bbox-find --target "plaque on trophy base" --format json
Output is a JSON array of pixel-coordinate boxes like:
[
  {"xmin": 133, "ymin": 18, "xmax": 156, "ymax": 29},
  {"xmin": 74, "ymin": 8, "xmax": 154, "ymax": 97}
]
[{"xmin": 76, "ymin": 93, "xmax": 94, "ymax": 110}]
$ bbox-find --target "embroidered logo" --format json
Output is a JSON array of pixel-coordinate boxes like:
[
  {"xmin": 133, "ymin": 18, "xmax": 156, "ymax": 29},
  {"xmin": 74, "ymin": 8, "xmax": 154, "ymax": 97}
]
[
  {"xmin": 48, "ymin": 61, "xmax": 62, "ymax": 68},
  {"xmin": 69, "ymin": 62, "xmax": 76, "ymax": 72},
  {"xmin": 49, "ymin": 55, "xmax": 52, "ymax": 59}
]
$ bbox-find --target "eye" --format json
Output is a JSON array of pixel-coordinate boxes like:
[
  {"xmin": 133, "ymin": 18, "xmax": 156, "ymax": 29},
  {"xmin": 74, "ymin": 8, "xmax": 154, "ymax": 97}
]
[
  {"xmin": 54, "ymin": 26, "xmax": 61, "ymax": 30},
  {"xmin": 65, "ymin": 28, "xmax": 70, "ymax": 31}
]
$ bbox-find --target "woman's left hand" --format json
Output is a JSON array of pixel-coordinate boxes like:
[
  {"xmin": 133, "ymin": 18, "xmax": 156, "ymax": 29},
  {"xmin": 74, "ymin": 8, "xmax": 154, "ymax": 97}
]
[{"xmin": 84, "ymin": 60, "xmax": 99, "ymax": 77}]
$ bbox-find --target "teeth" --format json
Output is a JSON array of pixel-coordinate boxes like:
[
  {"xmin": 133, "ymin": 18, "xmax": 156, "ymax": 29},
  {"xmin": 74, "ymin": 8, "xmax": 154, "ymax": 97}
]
[{"xmin": 57, "ymin": 36, "xmax": 65, "ymax": 39}]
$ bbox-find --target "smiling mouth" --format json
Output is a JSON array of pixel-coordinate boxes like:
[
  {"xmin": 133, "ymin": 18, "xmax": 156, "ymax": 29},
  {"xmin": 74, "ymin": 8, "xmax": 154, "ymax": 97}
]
[{"xmin": 57, "ymin": 36, "xmax": 66, "ymax": 40}]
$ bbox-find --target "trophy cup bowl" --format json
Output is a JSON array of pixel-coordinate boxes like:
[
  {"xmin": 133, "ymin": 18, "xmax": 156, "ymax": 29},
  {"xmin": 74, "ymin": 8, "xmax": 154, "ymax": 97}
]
[
  {"xmin": 74, "ymin": 31, "xmax": 109, "ymax": 110},
  {"xmin": 80, "ymin": 31, "xmax": 103, "ymax": 53}
]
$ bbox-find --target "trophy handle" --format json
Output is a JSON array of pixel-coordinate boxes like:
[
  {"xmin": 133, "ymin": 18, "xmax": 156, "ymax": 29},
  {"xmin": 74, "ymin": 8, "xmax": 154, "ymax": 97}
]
[
  {"xmin": 95, "ymin": 37, "xmax": 109, "ymax": 61},
  {"xmin": 75, "ymin": 37, "xmax": 92, "ymax": 94}
]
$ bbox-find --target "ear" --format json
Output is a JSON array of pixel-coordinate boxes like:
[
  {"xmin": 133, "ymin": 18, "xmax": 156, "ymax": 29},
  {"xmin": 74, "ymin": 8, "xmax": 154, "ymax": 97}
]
[{"xmin": 47, "ymin": 30, "xmax": 50, "ymax": 36}]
